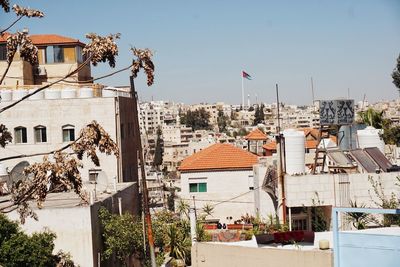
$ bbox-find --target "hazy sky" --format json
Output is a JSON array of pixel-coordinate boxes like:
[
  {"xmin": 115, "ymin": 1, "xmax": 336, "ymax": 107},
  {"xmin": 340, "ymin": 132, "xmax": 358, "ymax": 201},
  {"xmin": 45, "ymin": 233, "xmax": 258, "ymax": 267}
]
[{"xmin": 2, "ymin": 0, "xmax": 400, "ymax": 105}]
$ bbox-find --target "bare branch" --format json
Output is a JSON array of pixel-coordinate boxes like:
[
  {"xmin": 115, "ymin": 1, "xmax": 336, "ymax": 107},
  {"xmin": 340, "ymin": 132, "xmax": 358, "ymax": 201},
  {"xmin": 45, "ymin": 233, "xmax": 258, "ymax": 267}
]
[
  {"xmin": 0, "ymin": 56, "xmax": 91, "ymax": 113},
  {"xmin": 0, "ymin": 5, "xmax": 44, "ymax": 35}
]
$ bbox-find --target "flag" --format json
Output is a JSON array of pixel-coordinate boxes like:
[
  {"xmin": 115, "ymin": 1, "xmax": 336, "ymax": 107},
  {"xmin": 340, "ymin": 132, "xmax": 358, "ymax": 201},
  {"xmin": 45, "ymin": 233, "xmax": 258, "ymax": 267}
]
[{"xmin": 242, "ymin": 71, "xmax": 252, "ymax": 80}]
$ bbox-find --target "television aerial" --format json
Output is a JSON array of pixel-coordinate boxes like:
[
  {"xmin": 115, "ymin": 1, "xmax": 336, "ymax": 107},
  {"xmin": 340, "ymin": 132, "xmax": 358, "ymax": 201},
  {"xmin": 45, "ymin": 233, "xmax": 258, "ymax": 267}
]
[{"xmin": 83, "ymin": 170, "xmax": 109, "ymax": 194}]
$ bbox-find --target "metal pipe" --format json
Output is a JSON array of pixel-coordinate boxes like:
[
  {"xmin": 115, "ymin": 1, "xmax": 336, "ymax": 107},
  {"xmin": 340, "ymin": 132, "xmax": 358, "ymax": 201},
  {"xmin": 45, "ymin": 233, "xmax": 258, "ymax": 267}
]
[
  {"xmin": 276, "ymin": 83, "xmax": 287, "ymax": 223},
  {"xmin": 130, "ymin": 76, "xmax": 156, "ymax": 267}
]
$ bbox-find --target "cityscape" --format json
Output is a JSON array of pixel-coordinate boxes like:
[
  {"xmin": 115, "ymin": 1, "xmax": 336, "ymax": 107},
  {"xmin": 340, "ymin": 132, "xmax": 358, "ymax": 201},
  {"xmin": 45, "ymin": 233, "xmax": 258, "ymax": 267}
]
[{"xmin": 0, "ymin": 1, "xmax": 400, "ymax": 267}]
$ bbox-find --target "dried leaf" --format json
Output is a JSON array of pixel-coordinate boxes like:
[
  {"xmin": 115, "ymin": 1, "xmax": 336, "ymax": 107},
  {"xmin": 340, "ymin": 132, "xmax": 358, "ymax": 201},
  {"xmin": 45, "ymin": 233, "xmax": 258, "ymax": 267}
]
[
  {"xmin": 12, "ymin": 4, "xmax": 44, "ymax": 18},
  {"xmin": 83, "ymin": 33, "xmax": 120, "ymax": 68}
]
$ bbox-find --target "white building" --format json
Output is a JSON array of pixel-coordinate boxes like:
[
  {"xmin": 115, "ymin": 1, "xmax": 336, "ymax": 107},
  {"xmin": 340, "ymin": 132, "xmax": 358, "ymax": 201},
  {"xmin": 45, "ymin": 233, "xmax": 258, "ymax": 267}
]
[
  {"xmin": 179, "ymin": 143, "xmax": 275, "ymax": 223},
  {"xmin": 0, "ymin": 88, "xmax": 139, "ymax": 186}
]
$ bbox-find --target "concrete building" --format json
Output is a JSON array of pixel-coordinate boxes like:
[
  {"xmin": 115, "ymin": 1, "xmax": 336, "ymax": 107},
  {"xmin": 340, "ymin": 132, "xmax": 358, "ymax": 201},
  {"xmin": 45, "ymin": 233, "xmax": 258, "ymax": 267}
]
[
  {"xmin": 178, "ymin": 143, "xmax": 273, "ymax": 223},
  {"xmin": 0, "ymin": 33, "xmax": 92, "ymax": 86},
  {"xmin": 0, "ymin": 92, "xmax": 139, "ymax": 185}
]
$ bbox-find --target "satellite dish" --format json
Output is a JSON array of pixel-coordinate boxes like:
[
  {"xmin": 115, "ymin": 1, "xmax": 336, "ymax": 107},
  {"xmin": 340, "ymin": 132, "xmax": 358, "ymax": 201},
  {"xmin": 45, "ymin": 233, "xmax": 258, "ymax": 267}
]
[{"xmin": 8, "ymin": 161, "xmax": 30, "ymax": 189}]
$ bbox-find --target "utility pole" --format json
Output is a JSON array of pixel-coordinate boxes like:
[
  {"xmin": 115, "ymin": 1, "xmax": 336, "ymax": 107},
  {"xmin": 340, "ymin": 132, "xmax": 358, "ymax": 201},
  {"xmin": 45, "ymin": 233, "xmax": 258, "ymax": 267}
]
[
  {"xmin": 130, "ymin": 76, "xmax": 157, "ymax": 267},
  {"xmin": 275, "ymin": 83, "xmax": 286, "ymax": 224}
]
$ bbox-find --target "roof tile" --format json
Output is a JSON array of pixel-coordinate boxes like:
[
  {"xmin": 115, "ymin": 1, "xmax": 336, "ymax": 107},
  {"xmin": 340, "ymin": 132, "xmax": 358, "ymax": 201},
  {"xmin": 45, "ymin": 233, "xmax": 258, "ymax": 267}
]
[
  {"xmin": 245, "ymin": 128, "xmax": 268, "ymax": 140},
  {"xmin": 179, "ymin": 143, "xmax": 258, "ymax": 172}
]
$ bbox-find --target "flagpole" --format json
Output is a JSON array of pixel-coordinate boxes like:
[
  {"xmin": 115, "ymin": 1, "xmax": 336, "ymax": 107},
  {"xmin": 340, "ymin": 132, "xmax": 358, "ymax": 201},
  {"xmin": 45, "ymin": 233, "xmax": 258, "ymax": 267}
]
[{"xmin": 241, "ymin": 71, "xmax": 244, "ymax": 109}]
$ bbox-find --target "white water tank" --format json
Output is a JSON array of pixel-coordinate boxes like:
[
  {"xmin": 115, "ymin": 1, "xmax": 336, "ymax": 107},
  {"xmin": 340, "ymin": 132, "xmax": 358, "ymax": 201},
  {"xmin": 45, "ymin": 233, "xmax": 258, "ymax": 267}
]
[
  {"xmin": 283, "ymin": 129, "xmax": 305, "ymax": 175},
  {"xmin": 12, "ymin": 89, "xmax": 28, "ymax": 100},
  {"xmin": 102, "ymin": 87, "xmax": 117, "ymax": 97},
  {"xmin": 0, "ymin": 90, "xmax": 12, "ymax": 101},
  {"xmin": 61, "ymin": 88, "xmax": 77, "ymax": 99},
  {"xmin": 357, "ymin": 126, "xmax": 385, "ymax": 153},
  {"xmin": 45, "ymin": 89, "xmax": 61, "ymax": 99},
  {"xmin": 28, "ymin": 88, "xmax": 44, "ymax": 100},
  {"xmin": 79, "ymin": 87, "xmax": 93, "ymax": 98}
]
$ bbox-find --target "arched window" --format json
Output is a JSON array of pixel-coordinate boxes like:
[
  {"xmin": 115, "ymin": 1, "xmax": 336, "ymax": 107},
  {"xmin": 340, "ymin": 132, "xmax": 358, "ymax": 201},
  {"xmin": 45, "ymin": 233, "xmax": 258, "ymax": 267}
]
[
  {"xmin": 34, "ymin": 125, "xmax": 47, "ymax": 143},
  {"xmin": 62, "ymin": 124, "xmax": 75, "ymax": 142},
  {"xmin": 14, "ymin": 126, "xmax": 27, "ymax": 144}
]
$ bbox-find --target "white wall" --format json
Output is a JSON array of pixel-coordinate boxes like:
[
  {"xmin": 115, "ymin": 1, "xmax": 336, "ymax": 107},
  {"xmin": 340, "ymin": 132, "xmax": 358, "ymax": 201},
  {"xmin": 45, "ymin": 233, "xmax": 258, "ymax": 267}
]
[
  {"xmin": 180, "ymin": 170, "xmax": 256, "ymax": 223},
  {"xmin": 253, "ymin": 164, "xmax": 277, "ymax": 219},
  {"xmin": 0, "ymin": 97, "xmax": 118, "ymax": 183},
  {"xmin": 7, "ymin": 206, "xmax": 94, "ymax": 266},
  {"xmin": 285, "ymin": 172, "xmax": 400, "ymax": 208}
]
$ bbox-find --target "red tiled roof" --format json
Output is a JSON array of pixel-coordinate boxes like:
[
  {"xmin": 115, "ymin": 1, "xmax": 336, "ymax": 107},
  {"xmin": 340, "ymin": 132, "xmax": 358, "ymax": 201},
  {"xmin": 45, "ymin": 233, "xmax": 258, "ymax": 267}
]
[
  {"xmin": 179, "ymin": 143, "xmax": 258, "ymax": 172},
  {"xmin": 263, "ymin": 141, "xmax": 277, "ymax": 151},
  {"xmin": 0, "ymin": 33, "xmax": 85, "ymax": 46},
  {"xmin": 245, "ymin": 128, "xmax": 268, "ymax": 141},
  {"xmin": 262, "ymin": 138, "xmax": 336, "ymax": 150}
]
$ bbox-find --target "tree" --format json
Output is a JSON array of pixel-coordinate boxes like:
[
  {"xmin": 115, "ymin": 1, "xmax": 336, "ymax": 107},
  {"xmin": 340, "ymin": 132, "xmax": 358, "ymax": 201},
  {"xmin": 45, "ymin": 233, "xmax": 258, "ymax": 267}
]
[
  {"xmin": 98, "ymin": 207, "xmax": 144, "ymax": 266},
  {"xmin": 0, "ymin": 213, "xmax": 75, "ymax": 266},
  {"xmin": 253, "ymin": 104, "xmax": 265, "ymax": 125},
  {"xmin": 358, "ymin": 108, "xmax": 385, "ymax": 129},
  {"xmin": 153, "ymin": 127, "xmax": 163, "ymax": 170},
  {"xmin": 392, "ymin": 53, "xmax": 400, "ymax": 95},
  {"xmin": 217, "ymin": 110, "xmax": 229, "ymax": 133},
  {"xmin": 180, "ymin": 108, "xmax": 210, "ymax": 131},
  {"xmin": 358, "ymin": 108, "xmax": 400, "ymax": 145}
]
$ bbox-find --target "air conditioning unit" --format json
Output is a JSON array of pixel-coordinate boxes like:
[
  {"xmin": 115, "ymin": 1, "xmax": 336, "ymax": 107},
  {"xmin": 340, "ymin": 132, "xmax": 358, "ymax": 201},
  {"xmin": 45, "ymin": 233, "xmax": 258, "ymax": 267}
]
[{"xmin": 34, "ymin": 66, "xmax": 47, "ymax": 76}]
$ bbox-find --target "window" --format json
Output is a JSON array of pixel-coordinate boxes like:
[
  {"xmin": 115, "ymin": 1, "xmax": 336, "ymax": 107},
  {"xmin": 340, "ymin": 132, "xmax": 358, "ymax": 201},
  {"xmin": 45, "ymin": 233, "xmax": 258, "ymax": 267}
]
[
  {"xmin": 14, "ymin": 127, "xmax": 27, "ymax": 144},
  {"xmin": 76, "ymin": 46, "xmax": 83, "ymax": 63},
  {"xmin": 34, "ymin": 126, "xmax": 47, "ymax": 143},
  {"xmin": 189, "ymin": 182, "xmax": 207, "ymax": 193},
  {"xmin": 45, "ymin": 46, "xmax": 54, "ymax": 64},
  {"xmin": 54, "ymin": 46, "xmax": 64, "ymax": 63},
  {"xmin": 62, "ymin": 125, "xmax": 75, "ymax": 142},
  {"xmin": 63, "ymin": 47, "xmax": 75, "ymax": 63},
  {"xmin": 45, "ymin": 46, "xmax": 65, "ymax": 63},
  {"xmin": 0, "ymin": 44, "xmax": 6, "ymax": 61}
]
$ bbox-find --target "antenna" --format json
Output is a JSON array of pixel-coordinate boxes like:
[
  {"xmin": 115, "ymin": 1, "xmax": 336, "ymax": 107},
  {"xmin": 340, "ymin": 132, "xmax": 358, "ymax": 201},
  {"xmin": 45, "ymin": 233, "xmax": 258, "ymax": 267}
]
[
  {"xmin": 84, "ymin": 170, "xmax": 109, "ymax": 196},
  {"xmin": 311, "ymin": 77, "xmax": 315, "ymax": 106}
]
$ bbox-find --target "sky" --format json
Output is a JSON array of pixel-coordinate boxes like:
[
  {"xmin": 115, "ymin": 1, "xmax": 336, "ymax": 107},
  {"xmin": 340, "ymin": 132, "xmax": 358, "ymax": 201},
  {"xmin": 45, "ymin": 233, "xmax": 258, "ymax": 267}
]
[{"xmin": 1, "ymin": 0, "xmax": 400, "ymax": 105}]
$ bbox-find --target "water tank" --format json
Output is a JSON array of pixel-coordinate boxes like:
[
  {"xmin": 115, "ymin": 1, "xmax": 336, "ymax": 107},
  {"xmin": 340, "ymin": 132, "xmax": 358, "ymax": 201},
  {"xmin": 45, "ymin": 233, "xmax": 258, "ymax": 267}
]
[
  {"xmin": 61, "ymin": 88, "xmax": 77, "ymax": 99},
  {"xmin": 283, "ymin": 129, "xmax": 305, "ymax": 175},
  {"xmin": 102, "ymin": 87, "xmax": 117, "ymax": 97},
  {"xmin": 45, "ymin": 89, "xmax": 61, "ymax": 99},
  {"xmin": 28, "ymin": 88, "xmax": 44, "ymax": 100},
  {"xmin": 79, "ymin": 87, "xmax": 93, "ymax": 98},
  {"xmin": 12, "ymin": 89, "xmax": 28, "ymax": 100},
  {"xmin": 357, "ymin": 126, "xmax": 385, "ymax": 153},
  {"xmin": 0, "ymin": 90, "xmax": 12, "ymax": 102}
]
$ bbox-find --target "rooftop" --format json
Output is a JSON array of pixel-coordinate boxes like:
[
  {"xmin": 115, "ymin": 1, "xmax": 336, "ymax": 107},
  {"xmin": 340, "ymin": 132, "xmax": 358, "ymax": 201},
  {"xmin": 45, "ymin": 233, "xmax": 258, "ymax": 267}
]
[
  {"xmin": 0, "ymin": 33, "xmax": 85, "ymax": 46},
  {"xmin": 179, "ymin": 143, "xmax": 258, "ymax": 172},
  {"xmin": 0, "ymin": 182, "xmax": 134, "ymax": 210},
  {"xmin": 245, "ymin": 128, "xmax": 268, "ymax": 141}
]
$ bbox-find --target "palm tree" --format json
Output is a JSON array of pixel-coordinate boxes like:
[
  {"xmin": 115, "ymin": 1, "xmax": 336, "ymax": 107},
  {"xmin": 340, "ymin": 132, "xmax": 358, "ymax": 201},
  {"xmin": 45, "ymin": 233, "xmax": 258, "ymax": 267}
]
[
  {"xmin": 358, "ymin": 108, "xmax": 385, "ymax": 129},
  {"xmin": 176, "ymin": 199, "xmax": 190, "ymax": 219},
  {"xmin": 166, "ymin": 224, "xmax": 191, "ymax": 265}
]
